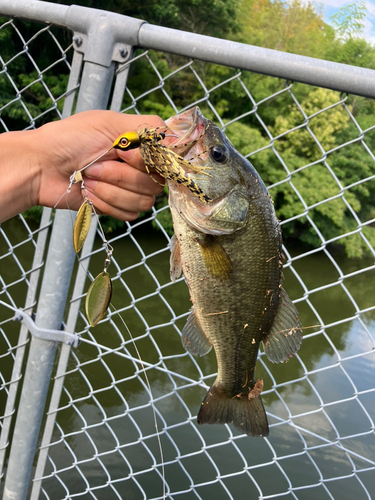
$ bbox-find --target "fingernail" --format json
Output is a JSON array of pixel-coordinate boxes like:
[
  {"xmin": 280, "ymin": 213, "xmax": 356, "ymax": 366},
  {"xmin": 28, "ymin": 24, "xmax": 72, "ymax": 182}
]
[
  {"xmin": 84, "ymin": 163, "xmax": 102, "ymax": 178},
  {"xmin": 84, "ymin": 177, "xmax": 97, "ymax": 190}
]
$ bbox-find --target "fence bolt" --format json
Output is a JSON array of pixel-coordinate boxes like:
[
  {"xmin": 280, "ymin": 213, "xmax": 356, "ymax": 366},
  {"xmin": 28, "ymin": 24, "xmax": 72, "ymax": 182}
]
[
  {"xmin": 73, "ymin": 35, "xmax": 83, "ymax": 47},
  {"xmin": 119, "ymin": 47, "xmax": 128, "ymax": 58}
]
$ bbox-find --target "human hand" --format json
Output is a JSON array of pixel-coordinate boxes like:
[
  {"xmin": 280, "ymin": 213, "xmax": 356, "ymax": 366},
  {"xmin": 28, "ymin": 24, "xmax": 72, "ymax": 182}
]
[{"xmin": 34, "ymin": 110, "xmax": 166, "ymax": 221}]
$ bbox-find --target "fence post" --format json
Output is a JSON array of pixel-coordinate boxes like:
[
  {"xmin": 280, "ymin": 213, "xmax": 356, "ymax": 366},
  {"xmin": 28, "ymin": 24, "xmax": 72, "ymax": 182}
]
[
  {"xmin": 2, "ymin": 51, "xmax": 117, "ymax": 500},
  {"xmin": 29, "ymin": 52, "xmax": 133, "ymax": 499}
]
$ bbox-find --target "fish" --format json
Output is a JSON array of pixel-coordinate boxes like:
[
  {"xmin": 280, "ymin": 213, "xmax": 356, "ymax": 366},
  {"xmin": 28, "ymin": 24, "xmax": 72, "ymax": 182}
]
[{"xmin": 165, "ymin": 107, "xmax": 302, "ymax": 437}]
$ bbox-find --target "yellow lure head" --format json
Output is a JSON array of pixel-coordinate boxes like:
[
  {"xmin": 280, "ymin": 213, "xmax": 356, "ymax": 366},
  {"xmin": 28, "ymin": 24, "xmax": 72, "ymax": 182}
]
[{"xmin": 112, "ymin": 131, "xmax": 141, "ymax": 151}]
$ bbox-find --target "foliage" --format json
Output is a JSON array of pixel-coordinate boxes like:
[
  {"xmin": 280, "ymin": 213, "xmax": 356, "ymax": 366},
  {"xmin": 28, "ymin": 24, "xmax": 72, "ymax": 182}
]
[
  {"xmin": 2, "ymin": 0, "xmax": 375, "ymax": 258},
  {"xmin": 330, "ymin": 1, "xmax": 367, "ymax": 38},
  {"xmin": 237, "ymin": 0, "xmax": 334, "ymax": 58},
  {"xmin": 0, "ymin": 19, "xmax": 71, "ymax": 130},
  {"xmin": 152, "ymin": 195, "xmax": 174, "ymax": 236},
  {"xmin": 54, "ymin": 0, "xmax": 241, "ymax": 38},
  {"xmin": 225, "ymin": 87, "xmax": 375, "ymax": 258},
  {"xmin": 22, "ymin": 206, "xmax": 44, "ymax": 223}
]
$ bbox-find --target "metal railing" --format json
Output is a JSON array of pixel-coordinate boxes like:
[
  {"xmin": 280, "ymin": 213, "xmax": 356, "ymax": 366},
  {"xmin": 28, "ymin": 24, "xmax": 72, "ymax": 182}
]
[{"xmin": 0, "ymin": 1, "xmax": 374, "ymax": 499}]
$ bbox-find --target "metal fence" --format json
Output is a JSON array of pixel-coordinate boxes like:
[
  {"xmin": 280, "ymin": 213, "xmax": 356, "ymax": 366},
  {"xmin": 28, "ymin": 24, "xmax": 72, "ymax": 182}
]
[{"xmin": 0, "ymin": 1, "xmax": 375, "ymax": 499}]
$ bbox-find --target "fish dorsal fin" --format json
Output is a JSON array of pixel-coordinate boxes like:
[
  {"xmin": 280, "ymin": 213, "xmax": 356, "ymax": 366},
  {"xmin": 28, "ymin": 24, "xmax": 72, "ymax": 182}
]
[
  {"xmin": 182, "ymin": 307, "xmax": 212, "ymax": 357},
  {"xmin": 197, "ymin": 235, "xmax": 232, "ymax": 279},
  {"xmin": 262, "ymin": 288, "xmax": 302, "ymax": 363},
  {"xmin": 170, "ymin": 235, "xmax": 183, "ymax": 282}
]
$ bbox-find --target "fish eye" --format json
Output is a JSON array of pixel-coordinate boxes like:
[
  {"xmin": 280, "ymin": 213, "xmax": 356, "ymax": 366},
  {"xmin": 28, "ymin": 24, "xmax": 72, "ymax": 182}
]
[{"xmin": 210, "ymin": 146, "xmax": 227, "ymax": 163}]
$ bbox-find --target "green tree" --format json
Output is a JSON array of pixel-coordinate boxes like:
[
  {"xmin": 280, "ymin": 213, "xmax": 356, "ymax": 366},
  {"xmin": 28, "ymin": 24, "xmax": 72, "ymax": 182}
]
[
  {"xmin": 237, "ymin": 0, "xmax": 335, "ymax": 58},
  {"xmin": 330, "ymin": 0, "xmax": 367, "ymax": 38},
  {"xmin": 225, "ymin": 87, "xmax": 375, "ymax": 258},
  {"xmin": 54, "ymin": 0, "xmax": 241, "ymax": 38},
  {"xmin": 2, "ymin": 0, "xmax": 375, "ymax": 258}
]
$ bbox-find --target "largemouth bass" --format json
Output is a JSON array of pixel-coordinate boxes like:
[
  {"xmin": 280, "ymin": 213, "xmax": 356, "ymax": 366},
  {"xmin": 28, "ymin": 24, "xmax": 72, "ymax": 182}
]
[{"xmin": 165, "ymin": 107, "xmax": 302, "ymax": 437}]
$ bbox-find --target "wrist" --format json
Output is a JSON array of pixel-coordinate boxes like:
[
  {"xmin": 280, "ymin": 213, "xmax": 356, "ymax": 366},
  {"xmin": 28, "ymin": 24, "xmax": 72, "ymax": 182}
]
[{"xmin": 0, "ymin": 129, "xmax": 42, "ymax": 222}]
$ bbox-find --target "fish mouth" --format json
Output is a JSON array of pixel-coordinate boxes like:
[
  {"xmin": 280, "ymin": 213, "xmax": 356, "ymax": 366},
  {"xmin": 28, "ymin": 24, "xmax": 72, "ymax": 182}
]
[{"xmin": 166, "ymin": 107, "xmax": 206, "ymax": 156}]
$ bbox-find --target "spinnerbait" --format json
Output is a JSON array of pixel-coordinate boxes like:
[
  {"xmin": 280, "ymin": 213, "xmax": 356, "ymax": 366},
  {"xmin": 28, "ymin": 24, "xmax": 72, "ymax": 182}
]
[{"xmin": 68, "ymin": 125, "xmax": 211, "ymax": 326}]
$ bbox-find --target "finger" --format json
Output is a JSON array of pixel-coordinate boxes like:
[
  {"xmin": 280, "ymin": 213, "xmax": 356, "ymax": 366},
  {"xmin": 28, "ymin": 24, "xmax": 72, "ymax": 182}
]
[
  {"xmin": 107, "ymin": 113, "xmax": 167, "ymax": 171},
  {"xmin": 84, "ymin": 160, "xmax": 165, "ymax": 194},
  {"xmin": 110, "ymin": 119, "xmax": 170, "ymax": 172},
  {"xmin": 115, "ymin": 147, "xmax": 144, "ymax": 171},
  {"xmin": 83, "ymin": 188, "xmax": 142, "ymax": 221},
  {"xmin": 106, "ymin": 112, "xmax": 166, "ymax": 137},
  {"xmin": 83, "ymin": 178, "xmax": 158, "ymax": 216},
  {"xmin": 51, "ymin": 111, "xmax": 167, "ymax": 173},
  {"xmin": 114, "ymin": 141, "xmax": 176, "ymax": 175},
  {"xmin": 84, "ymin": 193, "xmax": 140, "ymax": 221}
]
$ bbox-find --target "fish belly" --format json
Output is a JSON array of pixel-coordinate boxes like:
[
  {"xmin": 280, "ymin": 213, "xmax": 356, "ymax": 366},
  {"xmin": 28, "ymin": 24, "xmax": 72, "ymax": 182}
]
[{"xmin": 171, "ymin": 196, "xmax": 281, "ymax": 437}]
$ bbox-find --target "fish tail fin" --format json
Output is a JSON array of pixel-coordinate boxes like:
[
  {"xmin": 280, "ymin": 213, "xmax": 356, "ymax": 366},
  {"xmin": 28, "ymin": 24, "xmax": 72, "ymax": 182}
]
[{"xmin": 197, "ymin": 382, "xmax": 269, "ymax": 437}]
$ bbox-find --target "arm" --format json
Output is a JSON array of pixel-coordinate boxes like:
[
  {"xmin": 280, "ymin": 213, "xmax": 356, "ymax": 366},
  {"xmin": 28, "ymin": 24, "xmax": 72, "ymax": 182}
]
[{"xmin": 0, "ymin": 110, "xmax": 166, "ymax": 223}]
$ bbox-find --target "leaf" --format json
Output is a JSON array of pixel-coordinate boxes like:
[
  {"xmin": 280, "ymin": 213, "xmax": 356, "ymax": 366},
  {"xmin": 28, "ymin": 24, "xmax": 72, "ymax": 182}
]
[
  {"xmin": 85, "ymin": 272, "xmax": 112, "ymax": 327},
  {"xmin": 73, "ymin": 200, "xmax": 92, "ymax": 253}
]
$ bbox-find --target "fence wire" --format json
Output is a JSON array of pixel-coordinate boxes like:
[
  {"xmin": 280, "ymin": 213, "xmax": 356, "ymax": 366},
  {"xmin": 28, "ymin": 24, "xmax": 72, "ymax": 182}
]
[{"xmin": 0, "ymin": 12, "xmax": 375, "ymax": 500}]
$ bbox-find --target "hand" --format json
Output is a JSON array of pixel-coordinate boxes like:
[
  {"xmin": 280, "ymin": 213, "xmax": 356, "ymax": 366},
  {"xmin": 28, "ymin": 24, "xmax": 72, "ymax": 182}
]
[
  {"xmin": 0, "ymin": 110, "xmax": 166, "ymax": 223},
  {"xmin": 36, "ymin": 110, "xmax": 166, "ymax": 220}
]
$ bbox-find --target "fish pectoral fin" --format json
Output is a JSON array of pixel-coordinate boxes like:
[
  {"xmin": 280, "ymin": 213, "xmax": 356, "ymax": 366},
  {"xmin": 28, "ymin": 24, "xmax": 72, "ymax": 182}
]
[
  {"xmin": 170, "ymin": 235, "xmax": 183, "ymax": 282},
  {"xmin": 197, "ymin": 235, "xmax": 232, "ymax": 279},
  {"xmin": 181, "ymin": 307, "xmax": 212, "ymax": 357},
  {"xmin": 262, "ymin": 288, "xmax": 303, "ymax": 363}
]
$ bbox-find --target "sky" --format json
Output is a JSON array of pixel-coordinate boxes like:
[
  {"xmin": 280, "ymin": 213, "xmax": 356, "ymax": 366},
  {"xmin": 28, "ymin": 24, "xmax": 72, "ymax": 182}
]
[{"xmin": 320, "ymin": 0, "xmax": 375, "ymax": 44}]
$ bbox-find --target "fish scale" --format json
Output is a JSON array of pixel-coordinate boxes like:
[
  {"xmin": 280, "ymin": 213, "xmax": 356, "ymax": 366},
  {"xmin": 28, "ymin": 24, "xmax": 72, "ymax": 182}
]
[
  {"xmin": 167, "ymin": 106, "xmax": 302, "ymax": 437},
  {"xmin": 173, "ymin": 177, "xmax": 281, "ymax": 395}
]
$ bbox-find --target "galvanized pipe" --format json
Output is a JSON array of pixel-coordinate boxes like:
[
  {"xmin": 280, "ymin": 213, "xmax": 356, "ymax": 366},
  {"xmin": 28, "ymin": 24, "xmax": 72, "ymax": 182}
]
[
  {"xmin": 138, "ymin": 25, "xmax": 375, "ymax": 99},
  {"xmin": 1, "ymin": 0, "xmax": 375, "ymax": 98},
  {"xmin": 2, "ymin": 211, "xmax": 77, "ymax": 500},
  {"xmin": 29, "ymin": 219, "xmax": 98, "ymax": 500},
  {"xmin": 1, "ymin": 1, "xmax": 375, "ymax": 498},
  {"xmin": 2, "ymin": 33, "xmax": 117, "ymax": 500},
  {"xmin": 0, "ymin": 209, "xmax": 52, "ymax": 479}
]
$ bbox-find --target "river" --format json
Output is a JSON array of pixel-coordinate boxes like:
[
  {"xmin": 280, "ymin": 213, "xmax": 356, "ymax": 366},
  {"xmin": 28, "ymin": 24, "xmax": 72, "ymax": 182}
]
[{"xmin": 0, "ymin": 215, "xmax": 374, "ymax": 499}]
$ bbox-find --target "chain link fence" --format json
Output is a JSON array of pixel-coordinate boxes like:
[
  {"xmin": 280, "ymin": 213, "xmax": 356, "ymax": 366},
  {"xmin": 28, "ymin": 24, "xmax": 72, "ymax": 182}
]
[{"xmin": 0, "ymin": 2, "xmax": 375, "ymax": 499}]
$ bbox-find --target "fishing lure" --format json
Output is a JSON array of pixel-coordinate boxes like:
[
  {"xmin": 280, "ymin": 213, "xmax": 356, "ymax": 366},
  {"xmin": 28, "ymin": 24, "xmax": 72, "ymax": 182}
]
[
  {"xmin": 113, "ymin": 127, "xmax": 212, "ymax": 204},
  {"xmin": 68, "ymin": 124, "xmax": 211, "ymax": 327}
]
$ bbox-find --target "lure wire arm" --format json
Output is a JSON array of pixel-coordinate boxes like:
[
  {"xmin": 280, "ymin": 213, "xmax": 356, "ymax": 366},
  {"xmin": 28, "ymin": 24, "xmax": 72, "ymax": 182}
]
[{"xmin": 79, "ymin": 147, "xmax": 113, "ymax": 174}]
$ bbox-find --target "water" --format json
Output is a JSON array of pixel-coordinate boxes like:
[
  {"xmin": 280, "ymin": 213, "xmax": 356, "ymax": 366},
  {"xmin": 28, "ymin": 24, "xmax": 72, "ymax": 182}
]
[{"xmin": 0, "ymin": 217, "xmax": 374, "ymax": 499}]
